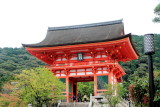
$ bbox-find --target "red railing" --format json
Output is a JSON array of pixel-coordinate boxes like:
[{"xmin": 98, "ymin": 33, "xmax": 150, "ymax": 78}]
[{"xmin": 52, "ymin": 60, "xmax": 115, "ymax": 67}]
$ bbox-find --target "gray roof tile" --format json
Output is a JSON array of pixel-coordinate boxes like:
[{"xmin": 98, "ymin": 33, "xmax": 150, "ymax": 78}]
[{"xmin": 23, "ymin": 19, "xmax": 125, "ymax": 48}]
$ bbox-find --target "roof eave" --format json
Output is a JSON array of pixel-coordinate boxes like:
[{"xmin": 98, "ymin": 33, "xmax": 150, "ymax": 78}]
[{"xmin": 23, "ymin": 33, "xmax": 130, "ymax": 48}]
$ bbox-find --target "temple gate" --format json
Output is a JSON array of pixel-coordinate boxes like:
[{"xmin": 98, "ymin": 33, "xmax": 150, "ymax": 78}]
[{"xmin": 23, "ymin": 19, "xmax": 139, "ymax": 102}]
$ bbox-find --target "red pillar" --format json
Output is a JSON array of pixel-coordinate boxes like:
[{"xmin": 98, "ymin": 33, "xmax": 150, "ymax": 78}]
[
  {"xmin": 109, "ymin": 68, "xmax": 113, "ymax": 84},
  {"xmin": 66, "ymin": 76, "xmax": 69, "ymax": 103},
  {"xmin": 94, "ymin": 74, "xmax": 97, "ymax": 96}
]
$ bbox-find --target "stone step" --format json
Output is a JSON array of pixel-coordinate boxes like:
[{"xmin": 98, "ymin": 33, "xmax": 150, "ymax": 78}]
[{"xmin": 59, "ymin": 102, "xmax": 89, "ymax": 107}]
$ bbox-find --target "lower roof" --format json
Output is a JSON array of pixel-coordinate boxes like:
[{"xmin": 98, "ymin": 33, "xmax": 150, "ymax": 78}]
[{"xmin": 25, "ymin": 34, "xmax": 139, "ymax": 65}]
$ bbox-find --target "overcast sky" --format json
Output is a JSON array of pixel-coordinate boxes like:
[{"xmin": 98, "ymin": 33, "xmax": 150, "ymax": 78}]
[{"xmin": 0, "ymin": 0, "xmax": 159, "ymax": 48}]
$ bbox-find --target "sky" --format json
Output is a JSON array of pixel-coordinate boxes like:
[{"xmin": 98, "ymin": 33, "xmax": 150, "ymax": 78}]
[{"xmin": 0, "ymin": 0, "xmax": 160, "ymax": 48}]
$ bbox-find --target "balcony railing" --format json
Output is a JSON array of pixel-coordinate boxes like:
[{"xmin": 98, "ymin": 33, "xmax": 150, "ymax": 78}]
[{"xmin": 48, "ymin": 60, "xmax": 116, "ymax": 70}]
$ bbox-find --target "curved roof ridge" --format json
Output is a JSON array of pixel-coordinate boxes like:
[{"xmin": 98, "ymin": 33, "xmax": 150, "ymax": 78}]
[{"xmin": 48, "ymin": 19, "xmax": 123, "ymax": 31}]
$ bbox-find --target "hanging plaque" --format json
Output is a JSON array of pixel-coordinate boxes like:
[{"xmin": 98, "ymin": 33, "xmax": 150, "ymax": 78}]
[{"xmin": 77, "ymin": 53, "xmax": 83, "ymax": 61}]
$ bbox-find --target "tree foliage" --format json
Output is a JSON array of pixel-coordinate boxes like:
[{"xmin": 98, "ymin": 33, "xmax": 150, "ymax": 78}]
[
  {"xmin": 16, "ymin": 67, "xmax": 65, "ymax": 107},
  {"xmin": 121, "ymin": 34, "xmax": 160, "ymax": 81},
  {"xmin": 77, "ymin": 82, "xmax": 94, "ymax": 99},
  {"xmin": 153, "ymin": 3, "xmax": 160, "ymax": 23},
  {"xmin": 128, "ymin": 70, "xmax": 160, "ymax": 106},
  {"xmin": 0, "ymin": 48, "xmax": 45, "ymax": 91},
  {"xmin": 154, "ymin": 70, "xmax": 160, "ymax": 106},
  {"xmin": 119, "ymin": 34, "xmax": 160, "ymax": 106},
  {"xmin": 105, "ymin": 83, "xmax": 126, "ymax": 107},
  {"xmin": 0, "ymin": 81, "xmax": 25, "ymax": 107},
  {"xmin": 129, "ymin": 76, "xmax": 149, "ymax": 106}
]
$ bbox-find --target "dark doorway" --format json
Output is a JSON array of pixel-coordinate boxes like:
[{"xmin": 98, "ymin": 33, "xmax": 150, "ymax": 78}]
[{"xmin": 73, "ymin": 83, "xmax": 77, "ymax": 96}]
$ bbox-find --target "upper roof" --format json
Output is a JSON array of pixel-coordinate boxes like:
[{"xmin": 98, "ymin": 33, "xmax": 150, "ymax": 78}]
[{"xmin": 22, "ymin": 19, "xmax": 124, "ymax": 48}]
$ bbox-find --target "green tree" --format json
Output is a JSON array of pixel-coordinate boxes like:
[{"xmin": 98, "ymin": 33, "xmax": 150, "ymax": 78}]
[
  {"xmin": 0, "ymin": 69, "xmax": 14, "ymax": 91},
  {"xmin": 154, "ymin": 70, "xmax": 160, "ymax": 105},
  {"xmin": 78, "ymin": 82, "xmax": 94, "ymax": 99},
  {"xmin": 16, "ymin": 67, "xmax": 65, "ymax": 107},
  {"xmin": 105, "ymin": 83, "xmax": 126, "ymax": 107},
  {"xmin": 0, "ymin": 48, "xmax": 45, "ymax": 91},
  {"xmin": 0, "ymin": 81, "xmax": 25, "ymax": 107},
  {"xmin": 153, "ymin": 3, "xmax": 160, "ymax": 23},
  {"xmin": 129, "ymin": 76, "xmax": 149, "ymax": 107}
]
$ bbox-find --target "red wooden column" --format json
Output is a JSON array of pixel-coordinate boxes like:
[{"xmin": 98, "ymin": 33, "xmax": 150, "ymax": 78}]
[
  {"xmin": 66, "ymin": 71, "xmax": 69, "ymax": 103},
  {"xmin": 94, "ymin": 75, "xmax": 97, "ymax": 96},
  {"xmin": 108, "ymin": 68, "xmax": 113, "ymax": 84},
  {"xmin": 93, "ymin": 68, "xmax": 97, "ymax": 96}
]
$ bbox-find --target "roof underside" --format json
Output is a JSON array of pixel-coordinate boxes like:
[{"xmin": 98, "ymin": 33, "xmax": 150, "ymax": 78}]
[{"xmin": 22, "ymin": 19, "xmax": 124, "ymax": 48}]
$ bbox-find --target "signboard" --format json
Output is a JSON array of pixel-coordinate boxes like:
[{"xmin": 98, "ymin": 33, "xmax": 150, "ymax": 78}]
[{"xmin": 77, "ymin": 53, "xmax": 83, "ymax": 61}]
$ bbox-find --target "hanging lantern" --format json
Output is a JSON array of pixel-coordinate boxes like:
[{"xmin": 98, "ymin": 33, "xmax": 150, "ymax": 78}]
[{"xmin": 144, "ymin": 34, "xmax": 155, "ymax": 55}]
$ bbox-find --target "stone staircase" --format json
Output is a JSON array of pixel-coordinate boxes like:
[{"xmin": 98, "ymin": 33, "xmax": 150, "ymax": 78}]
[{"xmin": 59, "ymin": 102, "xmax": 89, "ymax": 107}]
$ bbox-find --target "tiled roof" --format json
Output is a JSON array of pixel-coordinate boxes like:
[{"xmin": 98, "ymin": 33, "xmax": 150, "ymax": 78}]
[{"xmin": 22, "ymin": 19, "xmax": 125, "ymax": 48}]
